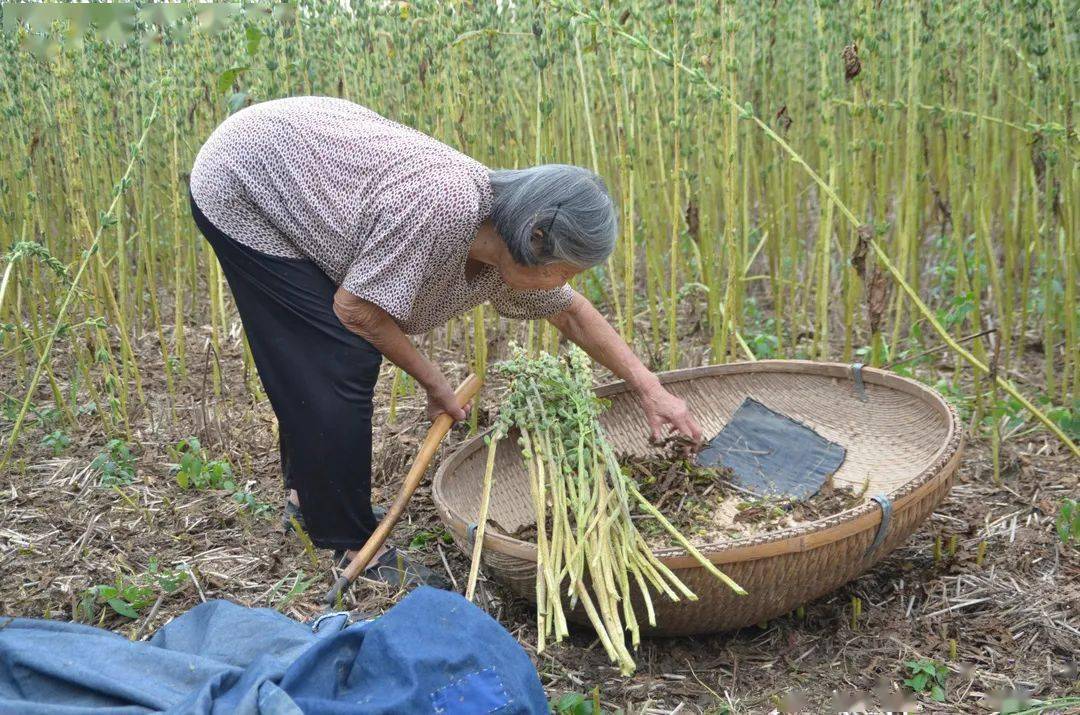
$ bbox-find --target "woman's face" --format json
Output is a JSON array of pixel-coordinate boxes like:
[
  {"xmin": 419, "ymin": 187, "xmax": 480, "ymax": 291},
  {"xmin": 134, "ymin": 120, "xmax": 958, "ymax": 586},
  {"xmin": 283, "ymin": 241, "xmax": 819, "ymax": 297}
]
[{"xmin": 497, "ymin": 257, "xmax": 582, "ymax": 291}]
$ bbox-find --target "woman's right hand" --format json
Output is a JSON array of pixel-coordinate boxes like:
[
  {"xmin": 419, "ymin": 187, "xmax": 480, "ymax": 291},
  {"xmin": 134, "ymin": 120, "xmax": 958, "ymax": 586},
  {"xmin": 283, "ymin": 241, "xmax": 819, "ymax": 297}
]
[
  {"xmin": 425, "ymin": 378, "xmax": 469, "ymax": 423},
  {"xmin": 333, "ymin": 290, "xmax": 470, "ymax": 424}
]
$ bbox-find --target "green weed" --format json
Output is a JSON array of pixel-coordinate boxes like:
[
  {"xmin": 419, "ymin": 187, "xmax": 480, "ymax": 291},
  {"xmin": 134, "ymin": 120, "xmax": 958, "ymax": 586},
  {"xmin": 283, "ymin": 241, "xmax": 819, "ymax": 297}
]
[
  {"xmin": 409, "ymin": 528, "xmax": 454, "ymax": 550},
  {"xmin": 1056, "ymin": 499, "xmax": 1078, "ymax": 547},
  {"xmin": 232, "ymin": 489, "xmax": 271, "ymax": 516},
  {"xmin": 171, "ymin": 437, "xmax": 234, "ymax": 490},
  {"xmin": 550, "ymin": 688, "xmax": 604, "ymax": 715},
  {"xmin": 91, "ymin": 439, "xmax": 136, "ymax": 486},
  {"xmin": 30, "ymin": 404, "xmax": 61, "ymax": 429},
  {"xmin": 1, "ymin": 396, "xmax": 19, "ymax": 422},
  {"xmin": 77, "ymin": 560, "xmax": 187, "ymax": 622},
  {"xmin": 266, "ymin": 570, "xmax": 318, "ymax": 611},
  {"xmin": 170, "ymin": 437, "xmax": 270, "ymax": 516},
  {"xmin": 904, "ymin": 658, "xmax": 949, "ymax": 702},
  {"xmin": 41, "ymin": 429, "xmax": 70, "ymax": 455}
]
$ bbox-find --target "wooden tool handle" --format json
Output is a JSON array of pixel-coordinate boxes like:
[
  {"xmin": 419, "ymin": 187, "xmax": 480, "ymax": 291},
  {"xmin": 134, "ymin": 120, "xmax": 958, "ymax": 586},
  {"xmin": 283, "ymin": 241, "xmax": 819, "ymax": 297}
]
[{"xmin": 324, "ymin": 374, "xmax": 483, "ymax": 604}]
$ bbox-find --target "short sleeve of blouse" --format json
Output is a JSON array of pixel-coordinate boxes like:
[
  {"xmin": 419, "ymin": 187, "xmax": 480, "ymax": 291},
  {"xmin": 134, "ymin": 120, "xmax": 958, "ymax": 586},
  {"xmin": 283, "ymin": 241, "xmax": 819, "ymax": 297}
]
[
  {"xmin": 489, "ymin": 283, "xmax": 574, "ymax": 320},
  {"xmin": 341, "ymin": 173, "xmax": 480, "ymax": 323}
]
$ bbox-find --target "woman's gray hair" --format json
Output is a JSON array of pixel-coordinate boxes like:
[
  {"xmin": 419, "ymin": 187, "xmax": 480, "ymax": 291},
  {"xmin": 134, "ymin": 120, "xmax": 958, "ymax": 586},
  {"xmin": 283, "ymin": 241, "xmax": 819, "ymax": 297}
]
[{"xmin": 488, "ymin": 164, "xmax": 617, "ymax": 268}]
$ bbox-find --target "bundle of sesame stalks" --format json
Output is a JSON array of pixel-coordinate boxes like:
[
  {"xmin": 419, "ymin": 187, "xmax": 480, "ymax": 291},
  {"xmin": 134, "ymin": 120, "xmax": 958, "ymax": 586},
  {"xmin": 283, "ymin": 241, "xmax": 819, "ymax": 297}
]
[{"xmin": 465, "ymin": 346, "xmax": 745, "ymax": 675}]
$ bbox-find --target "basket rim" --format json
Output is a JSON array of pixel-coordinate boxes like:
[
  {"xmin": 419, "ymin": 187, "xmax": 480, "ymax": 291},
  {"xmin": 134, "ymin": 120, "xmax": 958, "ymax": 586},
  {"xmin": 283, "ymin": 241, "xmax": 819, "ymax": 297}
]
[{"xmin": 432, "ymin": 359, "xmax": 964, "ymax": 569}]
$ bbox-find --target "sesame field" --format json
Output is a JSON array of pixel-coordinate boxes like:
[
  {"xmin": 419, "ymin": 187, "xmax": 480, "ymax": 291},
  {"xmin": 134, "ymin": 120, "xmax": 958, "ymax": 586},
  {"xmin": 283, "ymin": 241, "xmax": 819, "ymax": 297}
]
[{"xmin": 1, "ymin": 2, "xmax": 1077, "ymax": 713}]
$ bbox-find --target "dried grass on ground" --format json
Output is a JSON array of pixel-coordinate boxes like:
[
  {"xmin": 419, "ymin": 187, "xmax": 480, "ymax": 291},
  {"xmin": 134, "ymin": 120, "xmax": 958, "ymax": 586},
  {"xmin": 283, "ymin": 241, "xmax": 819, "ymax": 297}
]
[{"xmin": 1, "ymin": 328, "xmax": 1077, "ymax": 714}]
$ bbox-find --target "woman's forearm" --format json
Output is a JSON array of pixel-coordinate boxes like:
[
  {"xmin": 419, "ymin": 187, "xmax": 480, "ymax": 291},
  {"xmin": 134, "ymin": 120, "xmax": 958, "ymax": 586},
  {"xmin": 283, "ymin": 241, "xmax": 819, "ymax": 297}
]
[
  {"xmin": 546, "ymin": 290, "xmax": 662, "ymax": 395},
  {"xmin": 547, "ymin": 290, "xmax": 703, "ymax": 442},
  {"xmin": 332, "ymin": 288, "xmax": 444, "ymax": 390}
]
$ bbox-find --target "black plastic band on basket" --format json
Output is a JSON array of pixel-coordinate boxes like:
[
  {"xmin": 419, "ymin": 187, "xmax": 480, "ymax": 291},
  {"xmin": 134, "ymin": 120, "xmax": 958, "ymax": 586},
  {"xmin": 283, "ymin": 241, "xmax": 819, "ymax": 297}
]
[
  {"xmin": 865, "ymin": 494, "xmax": 892, "ymax": 556},
  {"xmin": 851, "ymin": 362, "xmax": 867, "ymax": 402}
]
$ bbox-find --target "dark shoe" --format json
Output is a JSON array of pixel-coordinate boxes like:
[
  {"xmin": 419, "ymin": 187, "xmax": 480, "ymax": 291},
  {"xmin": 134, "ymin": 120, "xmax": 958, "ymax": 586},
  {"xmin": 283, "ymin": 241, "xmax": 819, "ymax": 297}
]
[
  {"xmin": 332, "ymin": 547, "xmax": 450, "ymax": 590},
  {"xmin": 283, "ymin": 501, "xmax": 386, "ymax": 534}
]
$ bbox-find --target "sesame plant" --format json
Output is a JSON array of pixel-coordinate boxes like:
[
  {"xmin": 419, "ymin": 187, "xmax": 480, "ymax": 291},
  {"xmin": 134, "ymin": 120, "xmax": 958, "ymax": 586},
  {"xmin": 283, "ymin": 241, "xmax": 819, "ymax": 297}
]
[
  {"xmin": 0, "ymin": 0, "xmax": 1074, "ymax": 480},
  {"xmin": 465, "ymin": 346, "xmax": 744, "ymax": 674}
]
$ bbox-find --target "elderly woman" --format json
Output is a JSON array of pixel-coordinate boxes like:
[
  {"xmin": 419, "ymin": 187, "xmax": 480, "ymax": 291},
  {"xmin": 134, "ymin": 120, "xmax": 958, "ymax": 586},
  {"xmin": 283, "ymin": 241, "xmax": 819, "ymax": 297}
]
[{"xmin": 189, "ymin": 96, "xmax": 701, "ymax": 586}]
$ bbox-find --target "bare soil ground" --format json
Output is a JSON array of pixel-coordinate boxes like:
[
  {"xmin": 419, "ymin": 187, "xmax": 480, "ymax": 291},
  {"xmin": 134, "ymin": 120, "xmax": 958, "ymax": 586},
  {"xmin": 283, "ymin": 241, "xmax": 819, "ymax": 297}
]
[{"xmin": 2, "ymin": 325, "xmax": 1077, "ymax": 713}]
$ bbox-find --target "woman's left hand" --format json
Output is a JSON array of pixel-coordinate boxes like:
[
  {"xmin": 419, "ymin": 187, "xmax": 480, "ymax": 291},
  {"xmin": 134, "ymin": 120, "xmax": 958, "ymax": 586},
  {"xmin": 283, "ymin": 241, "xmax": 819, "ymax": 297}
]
[
  {"xmin": 638, "ymin": 384, "xmax": 704, "ymax": 445},
  {"xmin": 546, "ymin": 293, "xmax": 706, "ymax": 446}
]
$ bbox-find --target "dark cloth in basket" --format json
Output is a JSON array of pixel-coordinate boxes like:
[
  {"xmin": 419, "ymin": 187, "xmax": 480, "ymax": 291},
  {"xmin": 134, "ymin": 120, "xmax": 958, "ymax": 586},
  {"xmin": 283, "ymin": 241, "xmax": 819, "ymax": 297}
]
[{"xmin": 696, "ymin": 397, "xmax": 846, "ymax": 499}]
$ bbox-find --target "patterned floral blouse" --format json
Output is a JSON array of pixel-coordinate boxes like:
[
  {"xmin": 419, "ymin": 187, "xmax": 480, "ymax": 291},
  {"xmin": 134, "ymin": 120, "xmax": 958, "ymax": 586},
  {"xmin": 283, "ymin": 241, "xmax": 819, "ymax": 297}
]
[{"xmin": 189, "ymin": 96, "xmax": 573, "ymax": 334}]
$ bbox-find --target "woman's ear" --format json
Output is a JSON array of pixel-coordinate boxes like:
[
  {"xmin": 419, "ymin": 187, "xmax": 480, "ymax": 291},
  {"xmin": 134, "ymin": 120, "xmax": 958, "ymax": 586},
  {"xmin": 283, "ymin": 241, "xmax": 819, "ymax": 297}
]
[{"xmin": 529, "ymin": 229, "xmax": 545, "ymax": 260}]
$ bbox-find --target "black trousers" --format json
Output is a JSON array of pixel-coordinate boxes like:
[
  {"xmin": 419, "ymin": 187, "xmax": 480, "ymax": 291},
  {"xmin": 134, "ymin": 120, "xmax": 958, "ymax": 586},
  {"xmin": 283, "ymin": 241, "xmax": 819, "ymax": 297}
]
[{"xmin": 190, "ymin": 192, "xmax": 382, "ymax": 550}]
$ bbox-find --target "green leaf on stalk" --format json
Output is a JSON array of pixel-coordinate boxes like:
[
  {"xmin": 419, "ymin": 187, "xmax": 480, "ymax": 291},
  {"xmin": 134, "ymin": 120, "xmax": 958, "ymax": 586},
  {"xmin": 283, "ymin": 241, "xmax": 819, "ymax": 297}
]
[
  {"xmin": 217, "ymin": 65, "xmax": 250, "ymax": 94},
  {"xmin": 245, "ymin": 26, "xmax": 263, "ymax": 56}
]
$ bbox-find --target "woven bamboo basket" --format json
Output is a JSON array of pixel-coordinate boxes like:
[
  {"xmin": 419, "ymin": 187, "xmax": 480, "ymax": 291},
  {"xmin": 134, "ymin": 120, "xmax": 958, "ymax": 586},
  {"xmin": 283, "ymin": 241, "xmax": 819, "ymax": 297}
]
[{"xmin": 432, "ymin": 360, "xmax": 963, "ymax": 636}]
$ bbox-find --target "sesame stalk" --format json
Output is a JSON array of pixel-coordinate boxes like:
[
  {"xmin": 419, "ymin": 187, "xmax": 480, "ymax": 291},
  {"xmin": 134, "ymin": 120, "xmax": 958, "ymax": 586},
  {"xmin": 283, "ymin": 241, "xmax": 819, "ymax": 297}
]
[{"xmin": 465, "ymin": 345, "xmax": 743, "ymax": 675}]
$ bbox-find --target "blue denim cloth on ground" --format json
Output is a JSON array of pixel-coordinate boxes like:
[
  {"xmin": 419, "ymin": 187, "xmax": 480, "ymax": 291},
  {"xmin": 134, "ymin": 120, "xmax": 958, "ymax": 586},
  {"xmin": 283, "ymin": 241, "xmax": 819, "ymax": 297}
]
[
  {"xmin": 696, "ymin": 397, "xmax": 847, "ymax": 499},
  {"xmin": 0, "ymin": 587, "xmax": 547, "ymax": 714}
]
